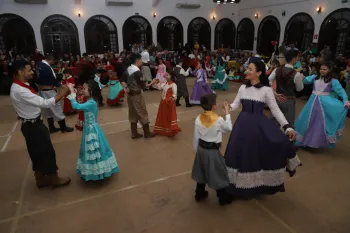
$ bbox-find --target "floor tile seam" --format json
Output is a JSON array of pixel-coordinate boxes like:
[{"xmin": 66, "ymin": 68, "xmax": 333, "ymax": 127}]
[
  {"xmin": 1, "ymin": 122, "xmax": 19, "ymax": 153},
  {"xmin": 9, "ymin": 162, "xmax": 31, "ymax": 233},
  {"xmin": 15, "ymin": 170, "xmax": 192, "ymax": 220},
  {"xmin": 254, "ymin": 200, "xmax": 297, "ymax": 233}
]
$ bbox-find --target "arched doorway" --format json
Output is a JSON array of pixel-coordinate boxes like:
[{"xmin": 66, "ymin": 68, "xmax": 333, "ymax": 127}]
[
  {"xmin": 257, "ymin": 16, "xmax": 280, "ymax": 56},
  {"xmin": 84, "ymin": 15, "xmax": 118, "ymax": 54},
  {"xmin": 319, "ymin": 8, "xmax": 350, "ymax": 57},
  {"xmin": 41, "ymin": 14, "xmax": 80, "ymax": 56},
  {"xmin": 236, "ymin": 18, "xmax": 254, "ymax": 50},
  {"xmin": 214, "ymin": 18, "xmax": 235, "ymax": 49},
  {"xmin": 0, "ymin": 14, "xmax": 36, "ymax": 54},
  {"xmin": 122, "ymin": 15, "xmax": 152, "ymax": 50},
  {"xmin": 187, "ymin": 17, "xmax": 211, "ymax": 50},
  {"xmin": 284, "ymin": 13, "xmax": 314, "ymax": 51},
  {"xmin": 157, "ymin": 16, "xmax": 183, "ymax": 51}
]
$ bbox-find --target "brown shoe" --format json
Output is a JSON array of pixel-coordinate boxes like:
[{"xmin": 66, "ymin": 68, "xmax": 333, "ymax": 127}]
[
  {"xmin": 142, "ymin": 123, "xmax": 156, "ymax": 138},
  {"xmin": 50, "ymin": 173, "xmax": 71, "ymax": 188},
  {"xmin": 131, "ymin": 123, "xmax": 143, "ymax": 139},
  {"xmin": 34, "ymin": 171, "xmax": 52, "ymax": 189}
]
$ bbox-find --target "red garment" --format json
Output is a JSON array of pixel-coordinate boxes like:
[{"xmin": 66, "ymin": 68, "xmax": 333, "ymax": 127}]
[
  {"xmin": 106, "ymin": 77, "xmax": 126, "ymax": 105},
  {"xmin": 62, "ymin": 76, "xmax": 75, "ymax": 113},
  {"xmin": 154, "ymin": 82, "xmax": 181, "ymax": 137},
  {"xmin": 75, "ymin": 89, "xmax": 87, "ymax": 131}
]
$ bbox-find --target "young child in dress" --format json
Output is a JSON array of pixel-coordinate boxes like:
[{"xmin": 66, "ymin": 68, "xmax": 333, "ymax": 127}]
[
  {"xmin": 191, "ymin": 93, "xmax": 233, "ymax": 206},
  {"xmin": 153, "ymin": 59, "xmax": 167, "ymax": 90},
  {"xmin": 62, "ymin": 69, "xmax": 76, "ymax": 115},
  {"xmin": 66, "ymin": 81, "xmax": 119, "ymax": 181},
  {"xmin": 154, "ymin": 72, "xmax": 181, "ymax": 137}
]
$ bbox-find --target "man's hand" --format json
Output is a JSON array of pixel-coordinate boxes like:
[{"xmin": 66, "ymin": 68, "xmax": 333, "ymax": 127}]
[
  {"xmin": 287, "ymin": 130, "xmax": 296, "ymax": 141},
  {"xmin": 61, "ymin": 85, "xmax": 71, "ymax": 96}
]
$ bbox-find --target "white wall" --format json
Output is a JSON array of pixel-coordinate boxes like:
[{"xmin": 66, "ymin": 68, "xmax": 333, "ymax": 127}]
[
  {"xmin": 0, "ymin": 0, "xmax": 239, "ymax": 52},
  {"xmin": 238, "ymin": 0, "xmax": 350, "ymax": 51}
]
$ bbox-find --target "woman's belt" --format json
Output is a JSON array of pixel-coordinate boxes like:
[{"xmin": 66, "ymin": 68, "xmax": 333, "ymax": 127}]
[
  {"xmin": 312, "ymin": 91, "xmax": 330, "ymax": 96},
  {"xmin": 198, "ymin": 139, "xmax": 221, "ymax": 150}
]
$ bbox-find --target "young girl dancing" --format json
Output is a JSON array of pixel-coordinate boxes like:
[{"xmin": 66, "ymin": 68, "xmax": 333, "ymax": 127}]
[
  {"xmin": 225, "ymin": 60, "xmax": 301, "ymax": 199},
  {"xmin": 154, "ymin": 72, "xmax": 181, "ymax": 137},
  {"xmin": 66, "ymin": 81, "xmax": 119, "ymax": 181},
  {"xmin": 152, "ymin": 59, "xmax": 167, "ymax": 90},
  {"xmin": 295, "ymin": 63, "xmax": 350, "ymax": 149},
  {"xmin": 190, "ymin": 60, "xmax": 215, "ymax": 105}
]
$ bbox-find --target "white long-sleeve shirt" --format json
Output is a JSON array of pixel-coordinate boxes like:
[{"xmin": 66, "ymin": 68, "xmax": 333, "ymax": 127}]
[
  {"xmin": 268, "ymin": 64, "xmax": 304, "ymax": 92},
  {"xmin": 176, "ymin": 65, "xmax": 190, "ymax": 76},
  {"xmin": 141, "ymin": 50, "xmax": 150, "ymax": 63},
  {"xmin": 10, "ymin": 83, "xmax": 55, "ymax": 119},
  {"xmin": 193, "ymin": 114, "xmax": 232, "ymax": 151}
]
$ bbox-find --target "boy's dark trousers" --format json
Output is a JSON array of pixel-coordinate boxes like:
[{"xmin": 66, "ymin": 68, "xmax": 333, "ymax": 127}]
[{"xmin": 195, "ymin": 183, "xmax": 233, "ymax": 206}]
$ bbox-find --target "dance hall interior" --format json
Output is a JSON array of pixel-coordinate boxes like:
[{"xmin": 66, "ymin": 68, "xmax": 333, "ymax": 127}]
[{"xmin": 1, "ymin": 0, "xmax": 350, "ymax": 232}]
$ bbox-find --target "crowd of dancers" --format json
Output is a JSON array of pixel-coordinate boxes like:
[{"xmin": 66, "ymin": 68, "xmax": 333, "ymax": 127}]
[{"xmin": 8, "ymin": 46, "xmax": 350, "ymax": 206}]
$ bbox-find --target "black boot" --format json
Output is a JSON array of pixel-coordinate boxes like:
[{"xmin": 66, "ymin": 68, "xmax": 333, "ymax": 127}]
[
  {"xmin": 185, "ymin": 97, "xmax": 193, "ymax": 108},
  {"xmin": 216, "ymin": 188, "xmax": 234, "ymax": 206},
  {"xmin": 142, "ymin": 123, "xmax": 155, "ymax": 138},
  {"xmin": 131, "ymin": 123, "xmax": 143, "ymax": 139},
  {"xmin": 47, "ymin": 118, "xmax": 60, "ymax": 134},
  {"xmin": 176, "ymin": 96, "xmax": 181, "ymax": 107},
  {"xmin": 195, "ymin": 183, "xmax": 208, "ymax": 202},
  {"xmin": 58, "ymin": 119, "xmax": 74, "ymax": 133}
]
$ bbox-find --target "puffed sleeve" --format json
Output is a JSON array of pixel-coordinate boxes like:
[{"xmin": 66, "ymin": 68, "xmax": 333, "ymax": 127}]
[
  {"xmin": 331, "ymin": 79, "xmax": 349, "ymax": 105},
  {"xmin": 265, "ymin": 87, "xmax": 292, "ymax": 130},
  {"xmin": 230, "ymin": 85, "xmax": 243, "ymax": 111}
]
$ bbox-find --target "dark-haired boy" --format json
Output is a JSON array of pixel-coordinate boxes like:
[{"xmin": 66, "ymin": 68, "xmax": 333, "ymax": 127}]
[
  {"xmin": 191, "ymin": 93, "xmax": 233, "ymax": 206},
  {"xmin": 126, "ymin": 54, "xmax": 158, "ymax": 139},
  {"xmin": 268, "ymin": 50, "xmax": 304, "ymax": 127}
]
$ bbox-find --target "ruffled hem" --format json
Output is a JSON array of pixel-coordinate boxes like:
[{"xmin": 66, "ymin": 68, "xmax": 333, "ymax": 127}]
[
  {"xmin": 76, "ymin": 155, "xmax": 119, "ymax": 179},
  {"xmin": 77, "ymin": 167, "xmax": 119, "ymax": 181}
]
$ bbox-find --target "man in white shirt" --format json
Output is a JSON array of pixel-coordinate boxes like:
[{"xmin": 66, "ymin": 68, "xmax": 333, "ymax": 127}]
[
  {"xmin": 10, "ymin": 60, "xmax": 71, "ymax": 189},
  {"xmin": 141, "ymin": 48, "xmax": 153, "ymax": 84},
  {"xmin": 268, "ymin": 50, "xmax": 304, "ymax": 127}
]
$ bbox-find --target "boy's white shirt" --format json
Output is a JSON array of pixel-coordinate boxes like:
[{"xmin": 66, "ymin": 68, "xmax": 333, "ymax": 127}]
[{"xmin": 193, "ymin": 114, "xmax": 232, "ymax": 151}]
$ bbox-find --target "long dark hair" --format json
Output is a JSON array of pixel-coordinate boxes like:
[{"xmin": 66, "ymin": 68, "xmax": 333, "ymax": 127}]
[
  {"xmin": 315, "ymin": 62, "xmax": 333, "ymax": 83},
  {"xmin": 86, "ymin": 79, "xmax": 100, "ymax": 104},
  {"xmin": 246, "ymin": 60, "xmax": 270, "ymax": 87}
]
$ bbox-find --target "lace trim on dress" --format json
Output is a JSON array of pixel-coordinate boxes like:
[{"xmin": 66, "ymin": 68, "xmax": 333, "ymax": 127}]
[
  {"xmin": 85, "ymin": 133, "xmax": 98, "ymax": 142},
  {"xmin": 286, "ymin": 155, "xmax": 301, "ymax": 171},
  {"xmin": 77, "ymin": 155, "xmax": 118, "ymax": 176},
  {"xmin": 227, "ymin": 167, "xmax": 286, "ymax": 188}
]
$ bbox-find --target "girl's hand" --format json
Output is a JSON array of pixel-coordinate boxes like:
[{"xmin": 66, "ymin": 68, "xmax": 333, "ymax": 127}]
[
  {"xmin": 345, "ymin": 102, "xmax": 350, "ymax": 109},
  {"xmin": 67, "ymin": 83, "xmax": 75, "ymax": 93},
  {"xmin": 287, "ymin": 129, "xmax": 296, "ymax": 141}
]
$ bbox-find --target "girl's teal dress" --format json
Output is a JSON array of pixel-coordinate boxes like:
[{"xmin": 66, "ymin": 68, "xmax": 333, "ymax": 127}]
[
  {"xmin": 68, "ymin": 93, "xmax": 119, "ymax": 181},
  {"xmin": 211, "ymin": 64, "xmax": 228, "ymax": 90}
]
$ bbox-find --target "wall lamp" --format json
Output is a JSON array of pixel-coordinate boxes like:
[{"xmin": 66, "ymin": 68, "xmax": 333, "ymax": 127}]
[
  {"xmin": 212, "ymin": 15, "xmax": 216, "ymax": 20},
  {"xmin": 254, "ymin": 13, "xmax": 259, "ymax": 19},
  {"xmin": 316, "ymin": 7, "xmax": 322, "ymax": 14},
  {"xmin": 78, "ymin": 11, "xmax": 81, "ymax": 17},
  {"xmin": 153, "ymin": 12, "xmax": 157, "ymax": 18}
]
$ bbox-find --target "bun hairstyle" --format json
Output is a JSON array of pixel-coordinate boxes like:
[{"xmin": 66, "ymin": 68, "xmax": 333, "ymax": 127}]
[{"xmin": 246, "ymin": 60, "xmax": 270, "ymax": 87}]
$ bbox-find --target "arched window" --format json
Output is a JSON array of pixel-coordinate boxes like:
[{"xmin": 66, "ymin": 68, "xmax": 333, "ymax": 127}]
[
  {"xmin": 187, "ymin": 17, "xmax": 211, "ymax": 50},
  {"xmin": 214, "ymin": 18, "xmax": 235, "ymax": 49},
  {"xmin": 257, "ymin": 16, "xmax": 280, "ymax": 56},
  {"xmin": 157, "ymin": 16, "xmax": 183, "ymax": 51},
  {"xmin": 122, "ymin": 15, "xmax": 152, "ymax": 50},
  {"xmin": 319, "ymin": 8, "xmax": 350, "ymax": 57},
  {"xmin": 0, "ymin": 14, "xmax": 36, "ymax": 54},
  {"xmin": 84, "ymin": 15, "xmax": 118, "ymax": 54},
  {"xmin": 236, "ymin": 18, "xmax": 254, "ymax": 50},
  {"xmin": 284, "ymin": 13, "xmax": 314, "ymax": 51},
  {"xmin": 41, "ymin": 14, "xmax": 80, "ymax": 56}
]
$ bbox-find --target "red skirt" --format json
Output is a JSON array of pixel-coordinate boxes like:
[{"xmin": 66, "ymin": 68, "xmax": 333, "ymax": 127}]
[
  {"xmin": 63, "ymin": 98, "xmax": 73, "ymax": 113},
  {"xmin": 154, "ymin": 99, "xmax": 181, "ymax": 137},
  {"xmin": 106, "ymin": 90, "xmax": 126, "ymax": 106}
]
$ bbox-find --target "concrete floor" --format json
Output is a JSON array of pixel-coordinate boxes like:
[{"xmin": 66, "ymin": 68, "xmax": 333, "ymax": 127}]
[{"xmin": 1, "ymin": 78, "xmax": 350, "ymax": 233}]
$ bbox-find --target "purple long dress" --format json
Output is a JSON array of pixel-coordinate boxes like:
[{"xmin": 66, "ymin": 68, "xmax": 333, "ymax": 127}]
[{"xmin": 190, "ymin": 68, "xmax": 215, "ymax": 105}]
